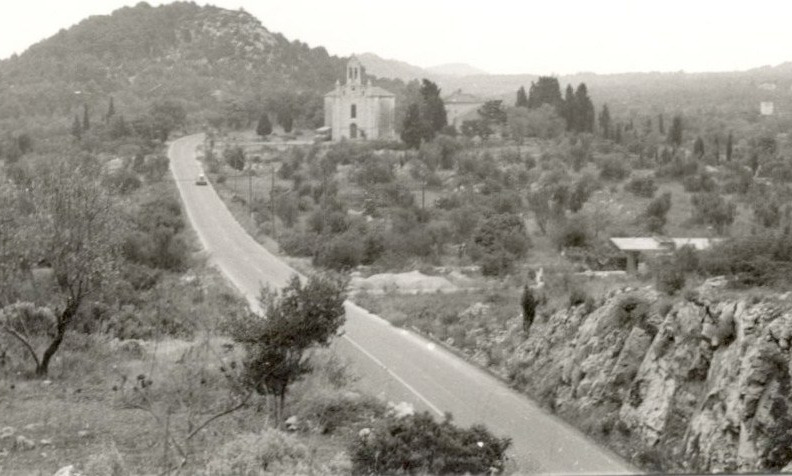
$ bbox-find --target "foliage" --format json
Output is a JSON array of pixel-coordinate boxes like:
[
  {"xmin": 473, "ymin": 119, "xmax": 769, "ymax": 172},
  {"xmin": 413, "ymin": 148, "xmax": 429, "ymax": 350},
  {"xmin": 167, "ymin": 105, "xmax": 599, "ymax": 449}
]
[
  {"xmin": 460, "ymin": 119, "xmax": 493, "ymax": 140},
  {"xmin": 400, "ymin": 103, "xmax": 424, "ymax": 149},
  {"xmin": 256, "ymin": 112, "xmax": 273, "ymax": 137},
  {"xmin": 654, "ymin": 256, "xmax": 687, "ymax": 295},
  {"xmin": 122, "ymin": 192, "xmax": 189, "ymax": 271},
  {"xmin": 203, "ymin": 429, "xmax": 309, "ymax": 476},
  {"xmin": 643, "ymin": 192, "xmax": 672, "ymax": 233},
  {"xmin": 690, "ymin": 192, "xmax": 736, "ymax": 234},
  {"xmin": 1, "ymin": 159, "xmax": 123, "ymax": 375},
  {"xmin": 419, "ymin": 79, "xmax": 448, "ymax": 140},
  {"xmin": 553, "ymin": 217, "xmax": 591, "ymax": 250},
  {"xmin": 527, "ymin": 76, "xmax": 562, "ymax": 110},
  {"xmin": 478, "ymin": 100, "xmax": 507, "ymax": 126},
  {"xmin": 469, "ymin": 213, "xmax": 530, "ymax": 276},
  {"xmin": 698, "ymin": 230, "xmax": 792, "ymax": 287},
  {"xmin": 521, "ymin": 285, "xmax": 537, "ymax": 333},
  {"xmin": 668, "ymin": 114, "xmax": 684, "ymax": 147},
  {"xmin": 227, "ymin": 274, "xmax": 348, "ymax": 419},
  {"xmin": 349, "ymin": 412, "xmax": 511, "ymax": 475},
  {"xmin": 625, "ymin": 176, "xmax": 657, "ymax": 198},
  {"xmin": 507, "ymin": 104, "xmax": 566, "ymax": 141},
  {"xmin": 599, "ymin": 157, "xmax": 630, "ymax": 181},
  {"xmin": 224, "ymin": 146, "xmax": 246, "ymax": 171}
]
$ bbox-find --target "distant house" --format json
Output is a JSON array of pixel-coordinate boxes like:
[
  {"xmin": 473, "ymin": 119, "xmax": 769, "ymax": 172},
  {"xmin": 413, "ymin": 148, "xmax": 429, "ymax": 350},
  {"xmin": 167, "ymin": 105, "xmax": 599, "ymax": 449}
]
[
  {"xmin": 610, "ymin": 237, "xmax": 720, "ymax": 274},
  {"xmin": 760, "ymin": 101, "xmax": 775, "ymax": 116},
  {"xmin": 324, "ymin": 56, "xmax": 396, "ymax": 141},
  {"xmin": 443, "ymin": 90, "xmax": 485, "ymax": 128},
  {"xmin": 758, "ymin": 82, "xmax": 777, "ymax": 91}
]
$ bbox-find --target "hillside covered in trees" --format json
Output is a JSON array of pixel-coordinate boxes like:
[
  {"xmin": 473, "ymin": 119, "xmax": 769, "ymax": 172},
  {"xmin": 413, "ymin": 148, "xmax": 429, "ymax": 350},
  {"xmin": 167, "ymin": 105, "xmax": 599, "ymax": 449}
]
[{"xmin": 0, "ymin": 2, "xmax": 407, "ymax": 136}]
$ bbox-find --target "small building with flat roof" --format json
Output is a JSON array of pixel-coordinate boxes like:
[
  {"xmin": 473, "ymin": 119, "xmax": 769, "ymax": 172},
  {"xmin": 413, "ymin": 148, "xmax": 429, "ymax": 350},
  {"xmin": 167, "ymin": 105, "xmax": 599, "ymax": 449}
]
[{"xmin": 610, "ymin": 237, "xmax": 720, "ymax": 273}]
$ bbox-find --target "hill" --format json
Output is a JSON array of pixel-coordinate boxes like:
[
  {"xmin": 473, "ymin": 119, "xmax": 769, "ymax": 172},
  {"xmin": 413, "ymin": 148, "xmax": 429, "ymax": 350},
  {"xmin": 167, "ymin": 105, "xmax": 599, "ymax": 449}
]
[
  {"xmin": 0, "ymin": 2, "xmax": 405, "ymax": 133},
  {"xmin": 358, "ymin": 52, "xmax": 430, "ymax": 83},
  {"xmin": 426, "ymin": 62, "xmax": 487, "ymax": 77}
]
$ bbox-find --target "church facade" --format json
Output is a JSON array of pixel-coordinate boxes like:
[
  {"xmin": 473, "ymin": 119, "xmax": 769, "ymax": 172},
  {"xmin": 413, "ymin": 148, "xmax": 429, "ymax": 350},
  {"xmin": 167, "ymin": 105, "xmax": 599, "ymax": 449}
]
[{"xmin": 324, "ymin": 57, "xmax": 396, "ymax": 141}]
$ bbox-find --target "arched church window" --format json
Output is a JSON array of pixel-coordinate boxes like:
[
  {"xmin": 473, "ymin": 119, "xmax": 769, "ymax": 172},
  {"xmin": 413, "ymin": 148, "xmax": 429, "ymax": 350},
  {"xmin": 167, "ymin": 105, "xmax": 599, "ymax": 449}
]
[
  {"xmin": 350, "ymin": 123, "xmax": 358, "ymax": 139},
  {"xmin": 351, "ymin": 104, "xmax": 357, "ymax": 118}
]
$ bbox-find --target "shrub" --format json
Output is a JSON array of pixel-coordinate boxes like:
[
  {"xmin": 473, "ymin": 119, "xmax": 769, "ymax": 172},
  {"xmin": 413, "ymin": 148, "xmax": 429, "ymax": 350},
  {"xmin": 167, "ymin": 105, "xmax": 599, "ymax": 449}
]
[
  {"xmin": 83, "ymin": 442, "xmax": 128, "ymax": 476},
  {"xmin": 654, "ymin": 258, "xmax": 686, "ymax": 295},
  {"xmin": 104, "ymin": 169, "xmax": 142, "ymax": 194},
  {"xmin": 349, "ymin": 412, "xmax": 511, "ymax": 475},
  {"xmin": 204, "ymin": 429, "xmax": 308, "ymax": 476},
  {"xmin": 643, "ymin": 192, "xmax": 672, "ymax": 233},
  {"xmin": 521, "ymin": 285, "xmax": 537, "ymax": 333},
  {"xmin": 690, "ymin": 192, "xmax": 736, "ymax": 234},
  {"xmin": 625, "ymin": 176, "xmax": 657, "ymax": 198},
  {"xmin": 295, "ymin": 390, "xmax": 386, "ymax": 435},
  {"xmin": 278, "ymin": 231, "xmax": 317, "ymax": 257},
  {"xmin": 615, "ymin": 294, "xmax": 650, "ymax": 327},
  {"xmin": 699, "ymin": 231, "xmax": 792, "ymax": 287},
  {"xmin": 469, "ymin": 213, "xmax": 530, "ymax": 276},
  {"xmin": 553, "ymin": 218, "xmax": 590, "ymax": 250},
  {"xmin": 599, "ymin": 157, "xmax": 630, "ymax": 182},
  {"xmin": 313, "ymin": 235, "xmax": 363, "ymax": 270},
  {"xmin": 683, "ymin": 173, "xmax": 717, "ymax": 193}
]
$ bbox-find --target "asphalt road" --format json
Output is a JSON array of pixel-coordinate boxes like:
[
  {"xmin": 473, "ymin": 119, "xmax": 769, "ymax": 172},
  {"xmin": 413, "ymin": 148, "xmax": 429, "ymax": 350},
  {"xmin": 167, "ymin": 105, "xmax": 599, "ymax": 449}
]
[{"xmin": 168, "ymin": 134, "xmax": 638, "ymax": 475}]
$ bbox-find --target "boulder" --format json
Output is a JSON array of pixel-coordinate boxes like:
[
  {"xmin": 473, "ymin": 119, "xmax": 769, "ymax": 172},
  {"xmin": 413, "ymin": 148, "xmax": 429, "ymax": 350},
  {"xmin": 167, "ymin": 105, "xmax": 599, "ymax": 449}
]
[{"xmin": 15, "ymin": 435, "xmax": 36, "ymax": 450}]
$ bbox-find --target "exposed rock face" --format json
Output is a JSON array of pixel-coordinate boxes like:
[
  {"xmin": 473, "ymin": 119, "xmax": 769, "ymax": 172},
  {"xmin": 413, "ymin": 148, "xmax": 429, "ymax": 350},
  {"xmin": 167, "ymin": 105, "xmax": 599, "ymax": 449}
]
[{"xmin": 504, "ymin": 287, "xmax": 792, "ymax": 472}]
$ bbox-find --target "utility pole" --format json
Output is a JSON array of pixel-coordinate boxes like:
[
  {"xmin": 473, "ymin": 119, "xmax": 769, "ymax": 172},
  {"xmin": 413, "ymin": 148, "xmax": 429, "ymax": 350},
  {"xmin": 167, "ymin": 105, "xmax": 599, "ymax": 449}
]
[
  {"xmin": 421, "ymin": 180, "xmax": 425, "ymax": 211},
  {"xmin": 248, "ymin": 165, "xmax": 253, "ymax": 222},
  {"xmin": 270, "ymin": 165, "xmax": 276, "ymax": 237}
]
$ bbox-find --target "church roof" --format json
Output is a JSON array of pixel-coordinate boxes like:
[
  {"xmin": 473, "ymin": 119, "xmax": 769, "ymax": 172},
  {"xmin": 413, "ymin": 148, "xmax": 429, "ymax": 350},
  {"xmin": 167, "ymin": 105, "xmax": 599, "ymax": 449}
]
[{"xmin": 325, "ymin": 85, "xmax": 395, "ymax": 98}]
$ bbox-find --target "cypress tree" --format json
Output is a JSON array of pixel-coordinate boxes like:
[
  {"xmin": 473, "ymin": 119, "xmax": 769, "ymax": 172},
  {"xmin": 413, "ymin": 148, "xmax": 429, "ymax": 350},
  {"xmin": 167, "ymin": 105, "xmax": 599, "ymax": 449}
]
[
  {"xmin": 516, "ymin": 86, "xmax": 529, "ymax": 108},
  {"xmin": 658, "ymin": 114, "xmax": 665, "ymax": 135},
  {"xmin": 82, "ymin": 104, "xmax": 90, "ymax": 131},
  {"xmin": 106, "ymin": 97, "xmax": 115, "ymax": 122},
  {"xmin": 668, "ymin": 115, "xmax": 683, "ymax": 148},
  {"xmin": 419, "ymin": 79, "xmax": 447, "ymax": 140},
  {"xmin": 574, "ymin": 83, "xmax": 595, "ymax": 133},
  {"xmin": 527, "ymin": 77, "xmax": 562, "ymax": 110},
  {"xmin": 563, "ymin": 85, "xmax": 575, "ymax": 131},
  {"xmin": 726, "ymin": 132, "xmax": 733, "ymax": 162},
  {"xmin": 71, "ymin": 115, "xmax": 82, "ymax": 140},
  {"xmin": 598, "ymin": 104, "xmax": 611, "ymax": 139},
  {"xmin": 256, "ymin": 112, "xmax": 273, "ymax": 137},
  {"xmin": 694, "ymin": 136, "xmax": 705, "ymax": 157},
  {"xmin": 401, "ymin": 103, "xmax": 423, "ymax": 149}
]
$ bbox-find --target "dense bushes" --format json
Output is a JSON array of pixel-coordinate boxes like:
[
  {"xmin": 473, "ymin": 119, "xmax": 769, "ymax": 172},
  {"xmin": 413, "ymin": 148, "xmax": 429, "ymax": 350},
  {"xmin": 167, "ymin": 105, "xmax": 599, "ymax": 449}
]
[
  {"xmin": 625, "ymin": 176, "xmax": 657, "ymax": 198},
  {"xmin": 122, "ymin": 192, "xmax": 189, "ymax": 271},
  {"xmin": 643, "ymin": 192, "xmax": 672, "ymax": 233},
  {"xmin": 468, "ymin": 213, "xmax": 530, "ymax": 276},
  {"xmin": 599, "ymin": 157, "xmax": 630, "ymax": 181},
  {"xmin": 349, "ymin": 412, "xmax": 511, "ymax": 475},
  {"xmin": 698, "ymin": 230, "xmax": 792, "ymax": 287},
  {"xmin": 690, "ymin": 192, "xmax": 736, "ymax": 234}
]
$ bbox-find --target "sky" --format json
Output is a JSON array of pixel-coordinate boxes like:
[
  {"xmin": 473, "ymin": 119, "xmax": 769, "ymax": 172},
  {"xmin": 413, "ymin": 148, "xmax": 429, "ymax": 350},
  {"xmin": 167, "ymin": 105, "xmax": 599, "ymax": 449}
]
[{"xmin": 1, "ymin": 0, "xmax": 791, "ymax": 75}]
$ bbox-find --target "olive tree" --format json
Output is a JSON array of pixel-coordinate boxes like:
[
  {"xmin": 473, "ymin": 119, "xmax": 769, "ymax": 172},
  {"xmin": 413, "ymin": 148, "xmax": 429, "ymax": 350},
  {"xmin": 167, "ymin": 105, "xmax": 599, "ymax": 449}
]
[
  {"xmin": 0, "ymin": 159, "xmax": 122, "ymax": 375},
  {"xmin": 228, "ymin": 274, "xmax": 348, "ymax": 421}
]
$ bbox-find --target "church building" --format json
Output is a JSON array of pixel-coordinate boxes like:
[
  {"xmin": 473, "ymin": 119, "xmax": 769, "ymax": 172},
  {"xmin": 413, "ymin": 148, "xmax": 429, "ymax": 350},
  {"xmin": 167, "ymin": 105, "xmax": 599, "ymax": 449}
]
[{"xmin": 324, "ymin": 56, "xmax": 396, "ymax": 141}]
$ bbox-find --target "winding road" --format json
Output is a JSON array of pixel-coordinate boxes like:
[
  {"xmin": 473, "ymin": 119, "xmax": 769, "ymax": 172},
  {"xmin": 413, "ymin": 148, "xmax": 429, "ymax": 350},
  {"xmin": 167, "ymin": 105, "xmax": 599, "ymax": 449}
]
[{"xmin": 168, "ymin": 134, "xmax": 637, "ymax": 475}]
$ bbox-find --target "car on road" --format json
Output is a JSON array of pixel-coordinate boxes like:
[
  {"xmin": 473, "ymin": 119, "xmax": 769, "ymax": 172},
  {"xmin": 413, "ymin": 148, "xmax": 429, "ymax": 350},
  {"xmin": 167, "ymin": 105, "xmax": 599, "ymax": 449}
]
[{"xmin": 196, "ymin": 174, "xmax": 208, "ymax": 185}]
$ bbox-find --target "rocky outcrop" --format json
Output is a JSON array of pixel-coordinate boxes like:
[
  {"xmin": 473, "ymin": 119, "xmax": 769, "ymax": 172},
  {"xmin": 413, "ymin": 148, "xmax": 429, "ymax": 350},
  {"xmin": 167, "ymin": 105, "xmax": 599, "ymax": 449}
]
[{"xmin": 504, "ymin": 287, "xmax": 792, "ymax": 472}]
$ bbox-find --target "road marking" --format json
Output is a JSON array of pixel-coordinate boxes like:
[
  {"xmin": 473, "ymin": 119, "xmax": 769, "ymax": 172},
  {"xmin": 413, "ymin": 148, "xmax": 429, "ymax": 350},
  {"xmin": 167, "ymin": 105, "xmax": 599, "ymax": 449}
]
[{"xmin": 341, "ymin": 335, "xmax": 445, "ymax": 417}]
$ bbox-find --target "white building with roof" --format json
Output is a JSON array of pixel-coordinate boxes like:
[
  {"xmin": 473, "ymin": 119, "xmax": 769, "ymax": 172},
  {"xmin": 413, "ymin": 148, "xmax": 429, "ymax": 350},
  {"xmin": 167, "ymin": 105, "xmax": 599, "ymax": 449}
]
[
  {"xmin": 610, "ymin": 237, "xmax": 721, "ymax": 273},
  {"xmin": 443, "ymin": 89, "xmax": 485, "ymax": 128},
  {"xmin": 324, "ymin": 56, "xmax": 396, "ymax": 141}
]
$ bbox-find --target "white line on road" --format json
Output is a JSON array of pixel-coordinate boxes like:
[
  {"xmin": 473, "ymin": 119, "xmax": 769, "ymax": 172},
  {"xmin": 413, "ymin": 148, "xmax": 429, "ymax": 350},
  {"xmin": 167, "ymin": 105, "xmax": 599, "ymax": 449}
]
[{"xmin": 341, "ymin": 335, "xmax": 445, "ymax": 417}]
